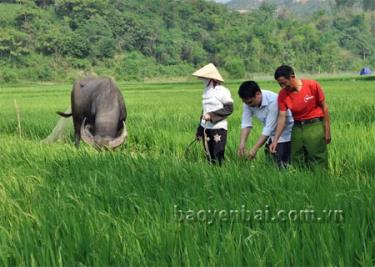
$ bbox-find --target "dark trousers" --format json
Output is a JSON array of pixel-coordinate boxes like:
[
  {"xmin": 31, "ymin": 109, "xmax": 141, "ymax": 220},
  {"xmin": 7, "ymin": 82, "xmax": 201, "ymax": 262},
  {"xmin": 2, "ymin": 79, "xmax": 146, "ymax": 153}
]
[
  {"xmin": 201, "ymin": 128, "xmax": 227, "ymax": 165},
  {"xmin": 265, "ymin": 140, "xmax": 291, "ymax": 168}
]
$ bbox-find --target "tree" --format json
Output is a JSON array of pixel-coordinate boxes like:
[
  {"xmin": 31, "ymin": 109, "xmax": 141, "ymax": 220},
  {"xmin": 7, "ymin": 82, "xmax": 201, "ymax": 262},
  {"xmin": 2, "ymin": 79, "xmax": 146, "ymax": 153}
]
[
  {"xmin": 34, "ymin": 0, "xmax": 54, "ymax": 7},
  {"xmin": 334, "ymin": 0, "xmax": 359, "ymax": 8},
  {"xmin": 0, "ymin": 28, "xmax": 29, "ymax": 61},
  {"xmin": 54, "ymin": 0, "xmax": 109, "ymax": 29},
  {"xmin": 224, "ymin": 57, "xmax": 245, "ymax": 79},
  {"xmin": 363, "ymin": 0, "xmax": 375, "ymax": 10},
  {"xmin": 75, "ymin": 15, "xmax": 115, "ymax": 59}
]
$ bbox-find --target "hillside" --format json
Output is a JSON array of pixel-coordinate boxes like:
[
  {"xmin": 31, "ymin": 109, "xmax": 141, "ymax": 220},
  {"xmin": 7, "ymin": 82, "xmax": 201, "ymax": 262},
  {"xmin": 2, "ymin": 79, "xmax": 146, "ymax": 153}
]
[
  {"xmin": 225, "ymin": 0, "xmax": 373, "ymax": 14},
  {"xmin": 226, "ymin": 0, "xmax": 333, "ymax": 14},
  {"xmin": 0, "ymin": 0, "xmax": 374, "ymax": 82}
]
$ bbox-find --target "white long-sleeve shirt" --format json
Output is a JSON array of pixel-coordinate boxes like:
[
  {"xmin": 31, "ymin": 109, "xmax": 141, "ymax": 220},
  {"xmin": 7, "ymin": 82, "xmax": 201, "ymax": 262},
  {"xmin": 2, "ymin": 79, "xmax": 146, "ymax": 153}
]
[
  {"xmin": 200, "ymin": 82, "xmax": 233, "ymax": 130},
  {"xmin": 241, "ymin": 90, "xmax": 293, "ymax": 143}
]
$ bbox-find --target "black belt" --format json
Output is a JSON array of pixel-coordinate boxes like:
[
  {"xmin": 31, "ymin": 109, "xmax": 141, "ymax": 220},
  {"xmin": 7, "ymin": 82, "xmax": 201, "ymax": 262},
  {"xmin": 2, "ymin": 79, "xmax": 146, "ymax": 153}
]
[{"xmin": 294, "ymin": 117, "xmax": 323, "ymax": 126}]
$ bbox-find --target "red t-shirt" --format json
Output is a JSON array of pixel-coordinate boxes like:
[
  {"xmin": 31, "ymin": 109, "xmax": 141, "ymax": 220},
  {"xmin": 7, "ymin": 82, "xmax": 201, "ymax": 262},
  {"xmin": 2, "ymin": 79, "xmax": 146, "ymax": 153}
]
[{"xmin": 278, "ymin": 80, "xmax": 325, "ymax": 121}]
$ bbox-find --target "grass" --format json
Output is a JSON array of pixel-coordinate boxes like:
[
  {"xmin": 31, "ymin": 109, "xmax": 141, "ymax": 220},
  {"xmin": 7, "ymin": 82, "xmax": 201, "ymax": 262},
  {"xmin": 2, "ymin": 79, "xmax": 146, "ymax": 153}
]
[{"xmin": 0, "ymin": 77, "xmax": 374, "ymax": 266}]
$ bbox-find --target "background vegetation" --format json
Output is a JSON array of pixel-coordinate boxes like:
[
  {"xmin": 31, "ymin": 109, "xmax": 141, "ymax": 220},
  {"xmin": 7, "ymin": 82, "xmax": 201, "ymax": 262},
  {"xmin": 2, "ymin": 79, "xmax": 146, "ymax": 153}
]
[
  {"xmin": 0, "ymin": 0, "xmax": 374, "ymax": 82},
  {"xmin": 225, "ymin": 0, "xmax": 375, "ymax": 14},
  {"xmin": 0, "ymin": 77, "xmax": 375, "ymax": 265}
]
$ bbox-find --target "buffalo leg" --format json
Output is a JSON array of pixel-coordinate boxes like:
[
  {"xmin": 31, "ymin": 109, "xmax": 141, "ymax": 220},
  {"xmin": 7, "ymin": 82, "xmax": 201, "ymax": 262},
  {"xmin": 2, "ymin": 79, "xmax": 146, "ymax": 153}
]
[{"xmin": 73, "ymin": 119, "xmax": 81, "ymax": 148}]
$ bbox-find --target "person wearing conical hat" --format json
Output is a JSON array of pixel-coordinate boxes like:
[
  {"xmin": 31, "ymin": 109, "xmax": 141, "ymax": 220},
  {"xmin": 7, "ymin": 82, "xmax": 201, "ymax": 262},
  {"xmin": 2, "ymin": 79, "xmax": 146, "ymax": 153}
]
[{"xmin": 193, "ymin": 63, "xmax": 233, "ymax": 165}]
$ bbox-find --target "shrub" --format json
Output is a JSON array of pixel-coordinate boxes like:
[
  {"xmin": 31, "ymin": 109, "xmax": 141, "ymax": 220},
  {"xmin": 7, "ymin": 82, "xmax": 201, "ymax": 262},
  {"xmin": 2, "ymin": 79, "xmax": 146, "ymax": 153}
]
[
  {"xmin": 224, "ymin": 57, "xmax": 246, "ymax": 79},
  {"xmin": 0, "ymin": 68, "xmax": 18, "ymax": 82}
]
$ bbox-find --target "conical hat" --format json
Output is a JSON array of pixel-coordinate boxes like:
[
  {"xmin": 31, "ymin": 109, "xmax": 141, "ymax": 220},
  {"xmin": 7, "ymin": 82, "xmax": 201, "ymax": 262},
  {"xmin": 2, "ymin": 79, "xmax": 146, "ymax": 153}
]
[{"xmin": 192, "ymin": 63, "xmax": 224, "ymax": 82}]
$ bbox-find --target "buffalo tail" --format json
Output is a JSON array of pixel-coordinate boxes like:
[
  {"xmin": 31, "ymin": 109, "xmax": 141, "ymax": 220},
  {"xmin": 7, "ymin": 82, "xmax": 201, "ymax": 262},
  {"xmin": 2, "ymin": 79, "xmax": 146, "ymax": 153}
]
[{"xmin": 56, "ymin": 111, "xmax": 72, "ymax": 117}]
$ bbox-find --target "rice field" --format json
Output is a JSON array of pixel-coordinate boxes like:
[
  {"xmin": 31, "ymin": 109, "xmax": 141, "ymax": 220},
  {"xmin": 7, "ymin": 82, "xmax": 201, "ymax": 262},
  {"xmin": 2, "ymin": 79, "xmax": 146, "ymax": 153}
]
[{"xmin": 0, "ymin": 76, "xmax": 374, "ymax": 266}]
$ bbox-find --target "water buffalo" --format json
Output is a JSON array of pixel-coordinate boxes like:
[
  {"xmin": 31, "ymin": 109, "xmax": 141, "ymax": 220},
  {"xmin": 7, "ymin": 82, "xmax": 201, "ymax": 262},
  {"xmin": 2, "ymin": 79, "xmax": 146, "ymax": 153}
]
[{"xmin": 57, "ymin": 76, "xmax": 127, "ymax": 149}]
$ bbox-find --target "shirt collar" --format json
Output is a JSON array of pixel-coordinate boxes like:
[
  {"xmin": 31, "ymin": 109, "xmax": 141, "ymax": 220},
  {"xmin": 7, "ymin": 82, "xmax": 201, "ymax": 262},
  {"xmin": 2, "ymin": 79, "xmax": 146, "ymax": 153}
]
[{"xmin": 259, "ymin": 92, "xmax": 269, "ymax": 108}]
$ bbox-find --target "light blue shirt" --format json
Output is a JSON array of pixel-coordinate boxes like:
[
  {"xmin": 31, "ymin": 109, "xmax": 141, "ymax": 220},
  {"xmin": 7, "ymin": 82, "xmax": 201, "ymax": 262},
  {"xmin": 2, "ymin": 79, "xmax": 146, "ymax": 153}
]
[{"xmin": 241, "ymin": 90, "xmax": 293, "ymax": 143}]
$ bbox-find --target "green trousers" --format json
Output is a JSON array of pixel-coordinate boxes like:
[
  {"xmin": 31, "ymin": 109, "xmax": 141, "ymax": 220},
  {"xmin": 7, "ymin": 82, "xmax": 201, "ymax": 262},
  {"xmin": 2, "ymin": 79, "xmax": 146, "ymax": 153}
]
[{"xmin": 291, "ymin": 121, "xmax": 328, "ymax": 169}]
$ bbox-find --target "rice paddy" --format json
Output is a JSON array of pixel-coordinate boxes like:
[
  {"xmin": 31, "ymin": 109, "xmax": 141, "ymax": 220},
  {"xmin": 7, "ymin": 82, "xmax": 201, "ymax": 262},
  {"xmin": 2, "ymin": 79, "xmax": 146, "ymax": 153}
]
[{"xmin": 0, "ymin": 76, "xmax": 374, "ymax": 266}]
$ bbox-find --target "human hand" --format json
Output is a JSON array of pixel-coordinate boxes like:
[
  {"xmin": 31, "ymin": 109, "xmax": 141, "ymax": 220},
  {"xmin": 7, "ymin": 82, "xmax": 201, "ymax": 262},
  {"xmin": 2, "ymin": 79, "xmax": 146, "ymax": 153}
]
[
  {"xmin": 269, "ymin": 141, "xmax": 278, "ymax": 154},
  {"xmin": 325, "ymin": 129, "xmax": 331, "ymax": 144},
  {"xmin": 203, "ymin": 113, "xmax": 211, "ymax": 121},
  {"xmin": 237, "ymin": 144, "xmax": 246, "ymax": 157},
  {"xmin": 195, "ymin": 126, "xmax": 204, "ymax": 141},
  {"xmin": 247, "ymin": 148, "xmax": 257, "ymax": 160}
]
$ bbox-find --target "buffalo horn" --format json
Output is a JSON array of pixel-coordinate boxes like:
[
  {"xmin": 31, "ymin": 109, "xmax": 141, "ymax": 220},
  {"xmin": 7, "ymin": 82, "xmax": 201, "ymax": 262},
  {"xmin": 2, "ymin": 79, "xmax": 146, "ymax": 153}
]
[
  {"xmin": 80, "ymin": 118, "xmax": 95, "ymax": 145},
  {"xmin": 108, "ymin": 124, "xmax": 128, "ymax": 149}
]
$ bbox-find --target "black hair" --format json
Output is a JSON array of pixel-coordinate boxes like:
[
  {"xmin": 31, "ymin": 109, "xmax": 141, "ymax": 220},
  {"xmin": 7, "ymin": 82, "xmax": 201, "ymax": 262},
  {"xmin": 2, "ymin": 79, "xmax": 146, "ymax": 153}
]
[
  {"xmin": 274, "ymin": 65, "xmax": 295, "ymax": 80},
  {"xmin": 211, "ymin": 80, "xmax": 219, "ymax": 87},
  {"xmin": 238, "ymin": 81, "xmax": 261, "ymax": 99}
]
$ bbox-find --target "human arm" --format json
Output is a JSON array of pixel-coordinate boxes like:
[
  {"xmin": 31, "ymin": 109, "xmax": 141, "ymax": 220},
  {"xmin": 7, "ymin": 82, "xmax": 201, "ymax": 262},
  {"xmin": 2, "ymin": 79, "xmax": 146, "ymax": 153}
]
[
  {"xmin": 205, "ymin": 102, "xmax": 234, "ymax": 123},
  {"xmin": 321, "ymin": 101, "xmax": 331, "ymax": 144},
  {"xmin": 248, "ymin": 134, "xmax": 268, "ymax": 160},
  {"xmin": 269, "ymin": 111, "xmax": 287, "ymax": 153},
  {"xmin": 195, "ymin": 111, "xmax": 204, "ymax": 140},
  {"xmin": 248, "ymin": 99, "xmax": 280, "ymax": 159},
  {"xmin": 315, "ymin": 82, "xmax": 331, "ymax": 144},
  {"xmin": 238, "ymin": 105, "xmax": 253, "ymax": 156},
  {"xmin": 204, "ymin": 87, "xmax": 234, "ymax": 122},
  {"xmin": 238, "ymin": 127, "xmax": 251, "ymax": 156}
]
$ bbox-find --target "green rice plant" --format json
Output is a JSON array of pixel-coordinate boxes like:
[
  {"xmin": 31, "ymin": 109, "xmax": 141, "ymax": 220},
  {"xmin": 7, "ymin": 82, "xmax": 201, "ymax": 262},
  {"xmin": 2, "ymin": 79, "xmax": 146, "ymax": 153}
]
[{"xmin": 0, "ymin": 78, "xmax": 374, "ymax": 266}]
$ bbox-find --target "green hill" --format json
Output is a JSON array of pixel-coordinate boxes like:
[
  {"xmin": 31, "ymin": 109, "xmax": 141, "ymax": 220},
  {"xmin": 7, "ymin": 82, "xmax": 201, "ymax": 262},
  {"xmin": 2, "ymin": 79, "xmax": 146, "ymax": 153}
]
[
  {"xmin": 0, "ymin": 0, "xmax": 374, "ymax": 82},
  {"xmin": 225, "ymin": 0, "xmax": 373, "ymax": 14},
  {"xmin": 226, "ymin": 0, "xmax": 332, "ymax": 14}
]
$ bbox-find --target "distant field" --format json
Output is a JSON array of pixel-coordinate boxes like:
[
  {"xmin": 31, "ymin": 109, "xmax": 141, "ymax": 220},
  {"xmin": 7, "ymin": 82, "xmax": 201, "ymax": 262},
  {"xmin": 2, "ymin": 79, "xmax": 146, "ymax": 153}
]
[{"xmin": 0, "ymin": 77, "xmax": 374, "ymax": 265}]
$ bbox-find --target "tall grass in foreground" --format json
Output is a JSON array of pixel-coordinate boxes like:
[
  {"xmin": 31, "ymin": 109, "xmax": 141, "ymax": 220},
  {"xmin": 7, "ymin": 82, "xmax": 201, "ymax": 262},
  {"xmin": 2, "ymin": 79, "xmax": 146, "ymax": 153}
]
[{"xmin": 0, "ymin": 78, "xmax": 374, "ymax": 266}]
